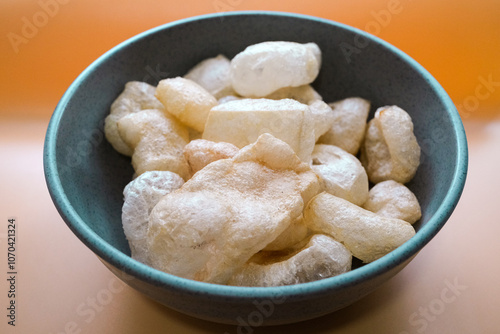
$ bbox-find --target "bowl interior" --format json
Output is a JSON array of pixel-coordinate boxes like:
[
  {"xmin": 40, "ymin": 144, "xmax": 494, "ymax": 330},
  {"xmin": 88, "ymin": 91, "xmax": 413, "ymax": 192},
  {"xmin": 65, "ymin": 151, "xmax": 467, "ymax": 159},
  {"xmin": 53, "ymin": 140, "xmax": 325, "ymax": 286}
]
[{"xmin": 44, "ymin": 12, "xmax": 467, "ymax": 300}]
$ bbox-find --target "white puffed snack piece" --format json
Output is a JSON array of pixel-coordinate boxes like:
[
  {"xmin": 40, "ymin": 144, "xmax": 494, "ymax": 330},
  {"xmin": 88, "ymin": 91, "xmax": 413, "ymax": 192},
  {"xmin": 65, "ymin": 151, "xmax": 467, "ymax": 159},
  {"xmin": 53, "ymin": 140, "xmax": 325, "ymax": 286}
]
[
  {"xmin": 360, "ymin": 105, "xmax": 421, "ymax": 184},
  {"xmin": 147, "ymin": 134, "xmax": 321, "ymax": 284},
  {"xmin": 311, "ymin": 144, "xmax": 369, "ymax": 206},
  {"xmin": 304, "ymin": 192, "xmax": 415, "ymax": 263},
  {"xmin": 202, "ymin": 98, "xmax": 315, "ymax": 162},
  {"xmin": 105, "ymin": 81, "xmax": 164, "ymax": 156},
  {"xmin": 264, "ymin": 84, "xmax": 322, "ymax": 105},
  {"xmin": 228, "ymin": 234, "xmax": 352, "ymax": 287},
  {"xmin": 217, "ymin": 95, "xmax": 241, "ymax": 104},
  {"xmin": 308, "ymin": 100, "xmax": 335, "ymax": 142},
  {"xmin": 230, "ymin": 41, "xmax": 321, "ymax": 97},
  {"xmin": 318, "ymin": 97, "xmax": 370, "ymax": 155},
  {"xmin": 184, "ymin": 54, "xmax": 236, "ymax": 99},
  {"xmin": 263, "ymin": 214, "xmax": 309, "ymax": 251},
  {"xmin": 122, "ymin": 171, "xmax": 184, "ymax": 263},
  {"xmin": 183, "ymin": 139, "xmax": 239, "ymax": 176},
  {"xmin": 363, "ymin": 180, "xmax": 422, "ymax": 224},
  {"xmin": 117, "ymin": 109, "xmax": 190, "ymax": 180},
  {"xmin": 155, "ymin": 77, "xmax": 218, "ymax": 132}
]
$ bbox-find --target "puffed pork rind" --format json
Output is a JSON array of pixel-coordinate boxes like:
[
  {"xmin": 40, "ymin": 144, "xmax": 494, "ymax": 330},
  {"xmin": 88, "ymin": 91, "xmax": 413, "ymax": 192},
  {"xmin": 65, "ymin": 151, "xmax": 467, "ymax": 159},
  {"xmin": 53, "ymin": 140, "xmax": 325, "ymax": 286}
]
[
  {"xmin": 360, "ymin": 105, "xmax": 421, "ymax": 184},
  {"xmin": 318, "ymin": 97, "xmax": 370, "ymax": 155},
  {"xmin": 304, "ymin": 192, "xmax": 415, "ymax": 263},
  {"xmin": 105, "ymin": 81, "xmax": 164, "ymax": 156},
  {"xmin": 147, "ymin": 133, "xmax": 321, "ymax": 284},
  {"xmin": 202, "ymin": 98, "xmax": 315, "ymax": 162},
  {"xmin": 155, "ymin": 77, "xmax": 218, "ymax": 132},
  {"xmin": 228, "ymin": 234, "xmax": 352, "ymax": 287},
  {"xmin": 363, "ymin": 180, "xmax": 422, "ymax": 224},
  {"xmin": 230, "ymin": 41, "xmax": 321, "ymax": 97},
  {"xmin": 264, "ymin": 84, "xmax": 322, "ymax": 105},
  {"xmin": 183, "ymin": 139, "xmax": 239, "ymax": 176},
  {"xmin": 184, "ymin": 54, "xmax": 236, "ymax": 99},
  {"xmin": 122, "ymin": 171, "xmax": 184, "ymax": 263},
  {"xmin": 117, "ymin": 109, "xmax": 190, "ymax": 180},
  {"xmin": 308, "ymin": 100, "xmax": 335, "ymax": 142},
  {"xmin": 262, "ymin": 214, "xmax": 309, "ymax": 252},
  {"xmin": 311, "ymin": 144, "xmax": 369, "ymax": 206},
  {"xmin": 217, "ymin": 95, "xmax": 241, "ymax": 104}
]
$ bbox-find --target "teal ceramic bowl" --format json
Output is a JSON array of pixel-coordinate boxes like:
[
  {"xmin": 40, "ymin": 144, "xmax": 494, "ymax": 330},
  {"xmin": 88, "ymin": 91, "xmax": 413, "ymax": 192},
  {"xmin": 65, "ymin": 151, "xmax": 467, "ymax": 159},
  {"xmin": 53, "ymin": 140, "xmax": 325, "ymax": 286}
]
[{"xmin": 44, "ymin": 11, "xmax": 468, "ymax": 325}]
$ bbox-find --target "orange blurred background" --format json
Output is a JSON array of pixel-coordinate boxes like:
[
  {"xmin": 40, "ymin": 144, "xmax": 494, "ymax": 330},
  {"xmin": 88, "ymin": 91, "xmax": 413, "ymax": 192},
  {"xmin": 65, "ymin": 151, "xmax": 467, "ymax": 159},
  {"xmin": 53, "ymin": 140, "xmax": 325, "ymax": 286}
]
[{"xmin": 1, "ymin": 0, "xmax": 499, "ymax": 121}]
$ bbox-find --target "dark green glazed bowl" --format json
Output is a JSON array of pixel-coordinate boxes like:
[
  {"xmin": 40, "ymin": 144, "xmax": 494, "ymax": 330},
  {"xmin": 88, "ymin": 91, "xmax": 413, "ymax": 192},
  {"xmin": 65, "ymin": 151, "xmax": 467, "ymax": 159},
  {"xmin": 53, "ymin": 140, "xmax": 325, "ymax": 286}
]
[{"xmin": 43, "ymin": 11, "xmax": 468, "ymax": 325}]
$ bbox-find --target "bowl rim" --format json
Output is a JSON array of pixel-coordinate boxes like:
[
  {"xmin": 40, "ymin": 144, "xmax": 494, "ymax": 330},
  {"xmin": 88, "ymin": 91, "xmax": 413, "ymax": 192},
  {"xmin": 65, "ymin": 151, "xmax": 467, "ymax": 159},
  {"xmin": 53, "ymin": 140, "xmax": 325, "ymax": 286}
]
[{"xmin": 44, "ymin": 10, "xmax": 468, "ymax": 299}]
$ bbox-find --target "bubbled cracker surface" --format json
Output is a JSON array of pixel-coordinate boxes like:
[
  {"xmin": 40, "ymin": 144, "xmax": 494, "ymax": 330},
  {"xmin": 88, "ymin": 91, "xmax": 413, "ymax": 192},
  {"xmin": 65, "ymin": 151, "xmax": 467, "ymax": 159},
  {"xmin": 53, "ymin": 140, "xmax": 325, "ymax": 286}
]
[
  {"xmin": 203, "ymin": 98, "xmax": 315, "ymax": 162},
  {"xmin": 155, "ymin": 77, "xmax": 218, "ymax": 132},
  {"xmin": 311, "ymin": 144, "xmax": 369, "ymax": 206},
  {"xmin": 122, "ymin": 171, "xmax": 184, "ymax": 263},
  {"xmin": 147, "ymin": 134, "xmax": 321, "ymax": 284},
  {"xmin": 230, "ymin": 41, "xmax": 321, "ymax": 97},
  {"xmin": 304, "ymin": 192, "xmax": 415, "ymax": 263},
  {"xmin": 184, "ymin": 54, "xmax": 235, "ymax": 99},
  {"xmin": 105, "ymin": 81, "xmax": 164, "ymax": 156},
  {"xmin": 228, "ymin": 234, "xmax": 351, "ymax": 286},
  {"xmin": 117, "ymin": 109, "xmax": 190, "ymax": 180},
  {"xmin": 363, "ymin": 180, "xmax": 422, "ymax": 224},
  {"xmin": 183, "ymin": 139, "xmax": 239, "ymax": 176},
  {"xmin": 361, "ymin": 106, "xmax": 421, "ymax": 184},
  {"xmin": 318, "ymin": 97, "xmax": 370, "ymax": 155}
]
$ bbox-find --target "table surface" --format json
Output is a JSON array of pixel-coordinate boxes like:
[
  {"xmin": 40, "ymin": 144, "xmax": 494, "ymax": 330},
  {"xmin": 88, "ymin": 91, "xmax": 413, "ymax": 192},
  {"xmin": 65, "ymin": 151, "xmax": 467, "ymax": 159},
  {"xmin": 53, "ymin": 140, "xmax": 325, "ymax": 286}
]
[{"xmin": 1, "ymin": 1, "xmax": 500, "ymax": 333}]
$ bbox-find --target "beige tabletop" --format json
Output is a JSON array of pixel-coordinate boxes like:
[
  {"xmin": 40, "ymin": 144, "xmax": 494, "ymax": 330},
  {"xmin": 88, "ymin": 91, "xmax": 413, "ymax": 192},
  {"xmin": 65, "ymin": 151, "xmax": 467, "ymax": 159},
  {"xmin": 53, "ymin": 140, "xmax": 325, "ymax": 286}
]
[{"xmin": 1, "ymin": 1, "xmax": 500, "ymax": 333}]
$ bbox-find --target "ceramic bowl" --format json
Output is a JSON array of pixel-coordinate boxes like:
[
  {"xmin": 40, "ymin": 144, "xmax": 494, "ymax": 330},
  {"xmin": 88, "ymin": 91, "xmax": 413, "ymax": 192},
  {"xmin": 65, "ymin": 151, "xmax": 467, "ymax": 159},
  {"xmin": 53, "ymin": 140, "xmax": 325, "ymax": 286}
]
[{"xmin": 44, "ymin": 11, "xmax": 468, "ymax": 325}]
